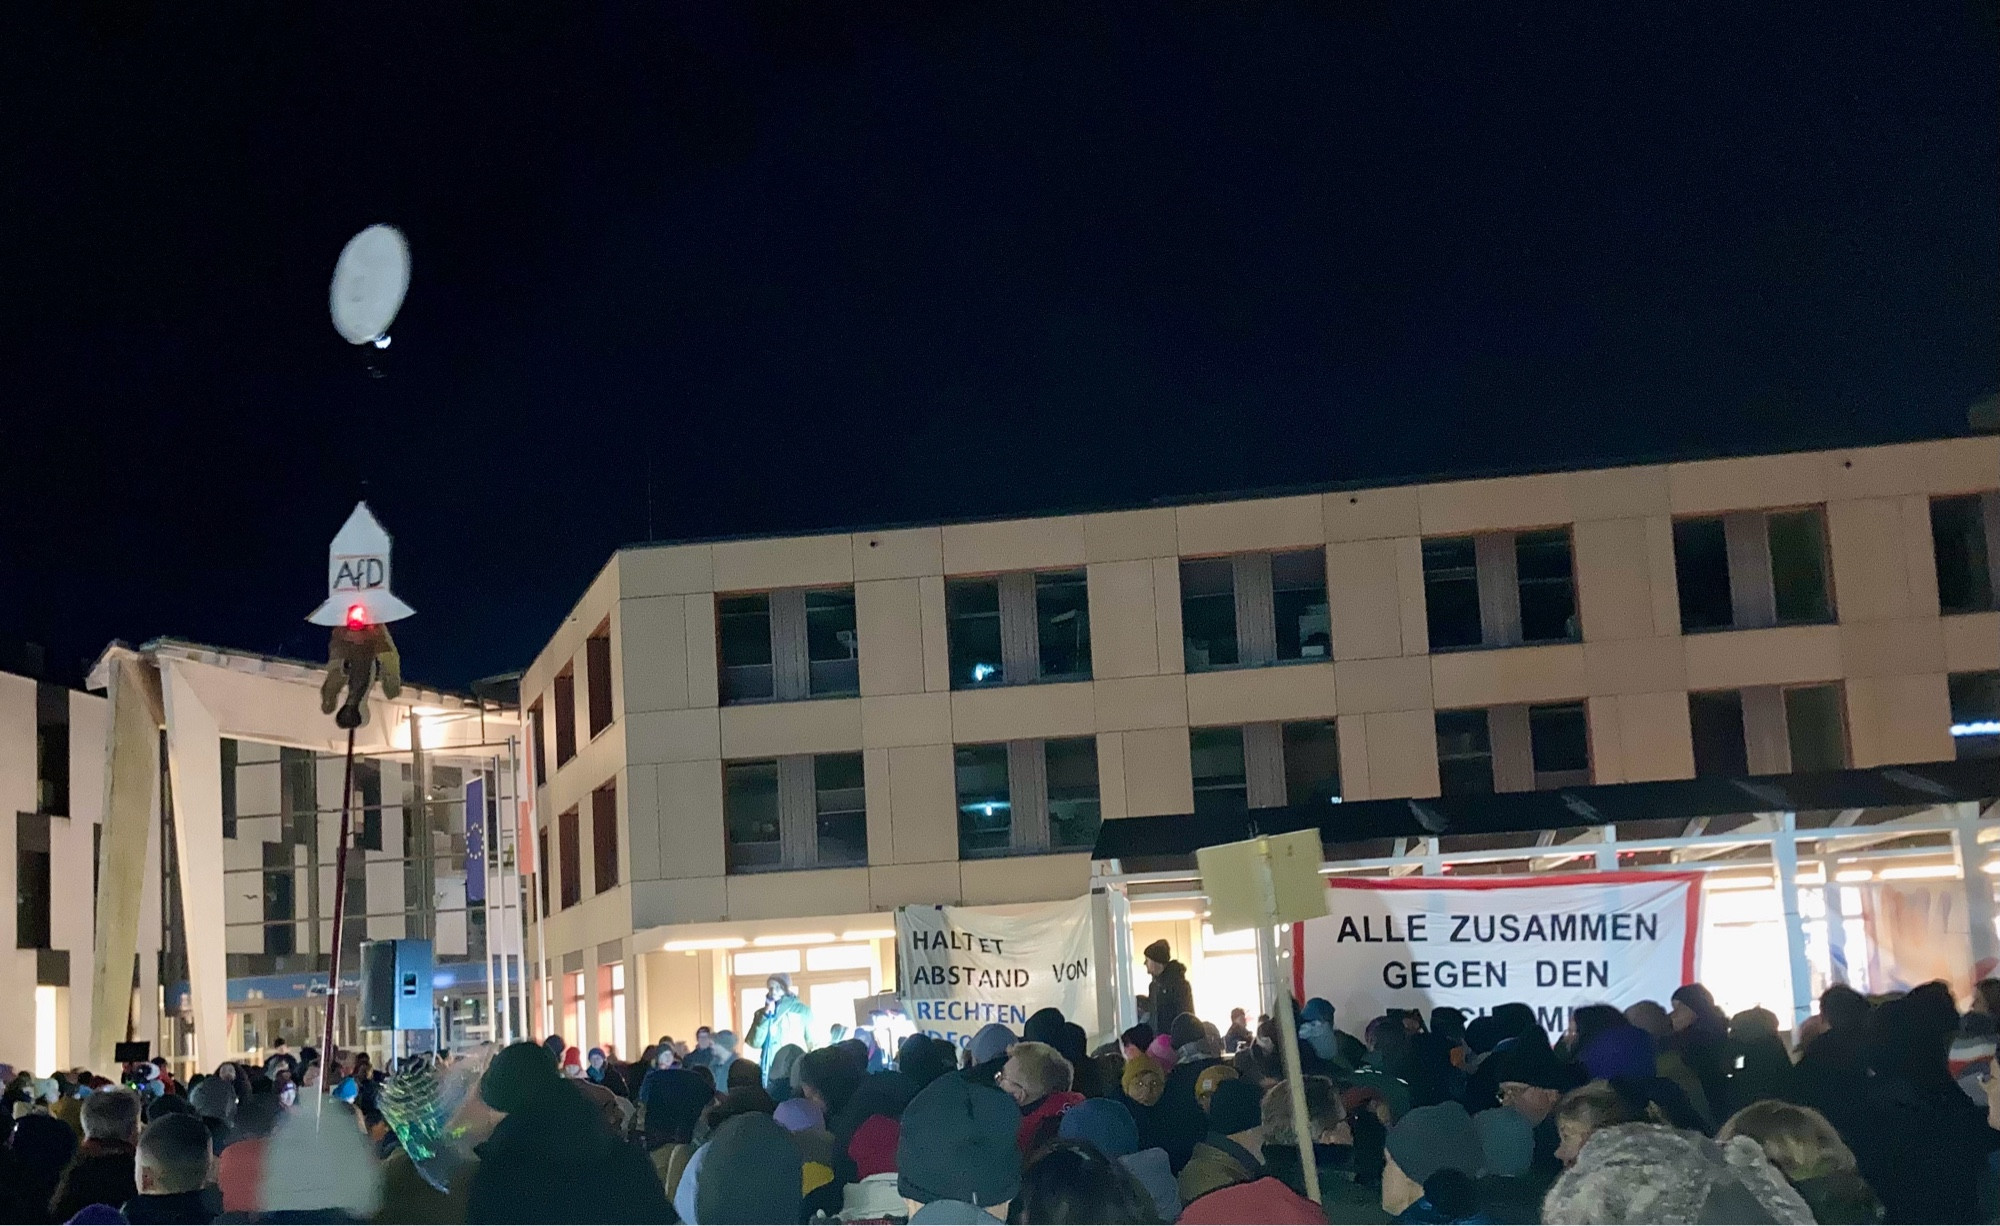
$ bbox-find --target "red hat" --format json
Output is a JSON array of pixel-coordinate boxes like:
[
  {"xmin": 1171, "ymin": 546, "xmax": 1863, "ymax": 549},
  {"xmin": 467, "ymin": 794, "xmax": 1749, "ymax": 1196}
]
[
  {"xmin": 562, "ymin": 1046, "xmax": 582, "ymax": 1069},
  {"xmin": 847, "ymin": 1113, "xmax": 901, "ymax": 1179},
  {"xmin": 1177, "ymin": 1177, "xmax": 1326, "ymax": 1224}
]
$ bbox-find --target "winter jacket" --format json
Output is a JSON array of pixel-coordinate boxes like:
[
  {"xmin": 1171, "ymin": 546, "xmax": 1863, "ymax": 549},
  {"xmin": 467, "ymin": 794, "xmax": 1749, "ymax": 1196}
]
[
  {"xmin": 51, "ymin": 1138, "xmax": 139, "ymax": 1223},
  {"xmin": 1016, "ymin": 1091, "xmax": 1085, "ymax": 1156},
  {"xmin": 1146, "ymin": 961, "xmax": 1196, "ymax": 1036},
  {"xmin": 1263, "ymin": 1141, "xmax": 1388, "ymax": 1223},
  {"xmin": 123, "ymin": 1187, "xmax": 222, "ymax": 1224},
  {"xmin": 1121, "ymin": 1147, "xmax": 1181, "ymax": 1221},
  {"xmin": 466, "ymin": 1081, "xmax": 672, "ymax": 1223},
  {"xmin": 747, "ymin": 994, "xmax": 815, "ymax": 1081},
  {"xmin": 1178, "ymin": 1133, "xmax": 1264, "ymax": 1204}
]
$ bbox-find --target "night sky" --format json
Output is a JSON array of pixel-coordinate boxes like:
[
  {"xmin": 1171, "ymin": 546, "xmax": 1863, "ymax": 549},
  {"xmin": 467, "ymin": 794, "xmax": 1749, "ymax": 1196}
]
[{"xmin": 3, "ymin": 3, "xmax": 1995, "ymax": 689}]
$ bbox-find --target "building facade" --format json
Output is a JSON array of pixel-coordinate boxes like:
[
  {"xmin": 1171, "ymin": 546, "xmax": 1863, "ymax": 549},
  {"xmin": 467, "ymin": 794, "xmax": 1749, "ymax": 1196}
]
[
  {"xmin": 0, "ymin": 667, "xmax": 131, "ymax": 1076},
  {"xmin": 523, "ymin": 435, "xmax": 2000, "ymax": 1049}
]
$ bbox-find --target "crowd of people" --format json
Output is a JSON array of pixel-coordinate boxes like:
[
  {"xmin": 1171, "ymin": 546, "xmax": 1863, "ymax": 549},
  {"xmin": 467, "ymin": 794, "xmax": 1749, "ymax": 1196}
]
[{"xmin": 4, "ymin": 956, "xmax": 2000, "ymax": 1224}]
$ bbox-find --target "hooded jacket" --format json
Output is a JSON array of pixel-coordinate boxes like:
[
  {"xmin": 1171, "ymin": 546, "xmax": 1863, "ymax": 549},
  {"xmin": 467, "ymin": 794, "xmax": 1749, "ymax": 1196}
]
[
  {"xmin": 1145, "ymin": 960, "xmax": 1195, "ymax": 1038},
  {"xmin": 748, "ymin": 990, "xmax": 815, "ymax": 1082},
  {"xmin": 467, "ymin": 1079, "xmax": 672, "ymax": 1223}
]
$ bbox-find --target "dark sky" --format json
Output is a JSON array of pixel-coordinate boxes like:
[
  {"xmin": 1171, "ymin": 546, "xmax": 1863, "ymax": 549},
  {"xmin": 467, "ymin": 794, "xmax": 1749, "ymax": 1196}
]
[{"xmin": 3, "ymin": 3, "xmax": 1995, "ymax": 690}]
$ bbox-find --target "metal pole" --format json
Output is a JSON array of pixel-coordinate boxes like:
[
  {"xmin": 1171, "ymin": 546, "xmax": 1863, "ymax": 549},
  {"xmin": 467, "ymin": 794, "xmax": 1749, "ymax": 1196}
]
[
  {"xmin": 1820, "ymin": 856, "xmax": 1848, "ymax": 986},
  {"xmin": 1255, "ymin": 839, "xmax": 1321, "ymax": 1205},
  {"xmin": 318, "ymin": 727, "xmax": 359, "ymax": 1115},
  {"xmin": 1953, "ymin": 802, "xmax": 1997, "ymax": 976},
  {"xmin": 1771, "ymin": 813, "xmax": 1814, "ymax": 1030}
]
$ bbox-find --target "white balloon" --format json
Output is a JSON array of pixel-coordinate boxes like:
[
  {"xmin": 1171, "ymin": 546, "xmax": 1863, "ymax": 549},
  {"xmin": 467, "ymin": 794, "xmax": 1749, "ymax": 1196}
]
[{"xmin": 330, "ymin": 224, "xmax": 410, "ymax": 345}]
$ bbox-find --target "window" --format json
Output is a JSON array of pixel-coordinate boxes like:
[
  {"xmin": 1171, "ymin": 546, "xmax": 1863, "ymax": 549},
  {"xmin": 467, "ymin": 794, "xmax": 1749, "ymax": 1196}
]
[
  {"xmin": 718, "ymin": 587, "xmax": 860, "ymax": 704},
  {"xmin": 723, "ymin": 761, "xmax": 782, "ymax": 872},
  {"xmin": 35, "ymin": 682, "xmax": 68, "ymax": 815},
  {"xmin": 1422, "ymin": 538, "xmax": 1482, "ymax": 650},
  {"xmin": 1189, "ymin": 722, "xmax": 1339, "ymax": 815},
  {"xmin": 16, "ymin": 812, "xmax": 50, "ymax": 950},
  {"xmin": 220, "ymin": 738, "xmax": 238, "ymax": 841},
  {"xmin": 1422, "ymin": 530, "xmax": 1577, "ymax": 651},
  {"xmin": 597, "ymin": 962, "xmax": 627, "ymax": 1059},
  {"xmin": 805, "ymin": 591, "xmax": 861, "ymax": 697},
  {"xmin": 586, "ymin": 622, "xmax": 614, "ymax": 738},
  {"xmin": 1046, "ymin": 738, "xmax": 1103, "ymax": 851},
  {"xmin": 724, "ymin": 753, "xmax": 869, "ymax": 872},
  {"xmin": 1181, "ymin": 550, "xmax": 1328, "ymax": 671},
  {"xmin": 954, "ymin": 737, "xmax": 1101, "ymax": 858},
  {"xmin": 1933, "ymin": 494, "xmax": 1999, "ymax": 615},
  {"xmin": 1949, "ymin": 671, "xmax": 2000, "ymax": 760},
  {"xmin": 528, "ymin": 701, "xmax": 547, "ymax": 784},
  {"xmin": 553, "ymin": 668, "xmax": 577, "ymax": 766},
  {"xmin": 1689, "ymin": 684, "xmax": 1847, "ymax": 776},
  {"xmin": 1273, "ymin": 553, "xmax": 1332, "ymax": 661},
  {"xmin": 1037, "ymin": 572, "xmax": 1093, "ymax": 680},
  {"xmin": 947, "ymin": 581, "xmax": 1005, "ymax": 686},
  {"xmin": 263, "ymin": 841, "xmax": 295, "ymax": 956},
  {"xmin": 564, "ymin": 971, "xmax": 586, "ymax": 1050},
  {"xmin": 592, "ymin": 781, "xmax": 618, "ymax": 893},
  {"xmin": 814, "ymin": 753, "xmax": 868, "ymax": 867},
  {"xmin": 1517, "ymin": 530, "xmax": 1579, "ymax": 644},
  {"xmin": 558, "ymin": 806, "xmax": 581, "ymax": 909},
  {"xmin": 946, "ymin": 570, "xmax": 1092, "ymax": 689},
  {"xmin": 1436, "ymin": 704, "xmax": 1590, "ymax": 795},
  {"xmin": 1528, "ymin": 703, "xmax": 1591, "ymax": 788},
  {"xmin": 1769, "ymin": 511, "xmax": 1832, "ymax": 624},
  {"xmin": 356, "ymin": 760, "xmax": 383, "ymax": 852},
  {"xmin": 719, "ymin": 595, "xmax": 775, "ymax": 702},
  {"xmin": 1190, "ymin": 727, "xmax": 1248, "ymax": 818},
  {"xmin": 537, "ymin": 828, "xmax": 552, "ymax": 917},
  {"xmin": 1434, "ymin": 710, "xmax": 1494, "ymax": 797},
  {"xmin": 1689, "ymin": 691, "xmax": 1749, "ymax": 778},
  {"xmin": 1785, "ymin": 685, "xmax": 1846, "ymax": 773},
  {"xmin": 1180, "ymin": 560, "xmax": 1238, "ymax": 670},
  {"xmin": 1282, "ymin": 722, "xmax": 1343, "ymax": 808},
  {"xmin": 1674, "ymin": 508, "xmax": 1834, "ymax": 632},
  {"xmin": 955, "ymin": 744, "xmax": 1011, "ymax": 857}
]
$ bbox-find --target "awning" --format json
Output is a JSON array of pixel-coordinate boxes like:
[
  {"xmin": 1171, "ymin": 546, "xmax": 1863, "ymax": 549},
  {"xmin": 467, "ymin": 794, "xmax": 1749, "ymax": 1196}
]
[{"xmin": 1091, "ymin": 758, "xmax": 2000, "ymax": 860}]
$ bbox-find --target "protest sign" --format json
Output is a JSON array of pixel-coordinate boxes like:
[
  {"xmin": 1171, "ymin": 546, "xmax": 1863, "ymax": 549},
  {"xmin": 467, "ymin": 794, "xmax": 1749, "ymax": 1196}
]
[
  {"xmin": 897, "ymin": 896, "xmax": 1097, "ymax": 1049},
  {"xmin": 1294, "ymin": 872, "xmax": 1701, "ymax": 1036}
]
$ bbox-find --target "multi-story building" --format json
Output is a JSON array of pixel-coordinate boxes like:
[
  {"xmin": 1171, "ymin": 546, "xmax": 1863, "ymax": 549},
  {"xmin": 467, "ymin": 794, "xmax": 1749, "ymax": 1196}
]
[
  {"xmin": 528, "ymin": 434, "xmax": 2000, "ymax": 1049},
  {"xmin": 0, "ymin": 658, "xmax": 121, "ymax": 1076}
]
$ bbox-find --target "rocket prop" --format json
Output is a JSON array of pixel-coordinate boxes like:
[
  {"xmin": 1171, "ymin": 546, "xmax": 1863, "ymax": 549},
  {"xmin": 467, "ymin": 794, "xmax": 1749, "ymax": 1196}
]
[{"xmin": 309, "ymin": 502, "xmax": 412, "ymax": 729}]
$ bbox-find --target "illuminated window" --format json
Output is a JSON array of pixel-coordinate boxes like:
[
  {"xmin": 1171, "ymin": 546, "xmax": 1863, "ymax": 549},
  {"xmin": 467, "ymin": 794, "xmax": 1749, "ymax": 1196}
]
[
  {"xmin": 955, "ymin": 738, "xmax": 1100, "ymax": 858},
  {"xmin": 946, "ymin": 570, "xmax": 1092, "ymax": 690},
  {"xmin": 597, "ymin": 963, "xmax": 627, "ymax": 1060}
]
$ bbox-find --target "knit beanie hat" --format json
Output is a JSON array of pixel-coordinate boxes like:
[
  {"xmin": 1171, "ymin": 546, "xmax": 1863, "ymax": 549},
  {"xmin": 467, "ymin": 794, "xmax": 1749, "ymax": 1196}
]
[
  {"xmin": 1023, "ymin": 1008, "xmax": 1066, "ymax": 1047},
  {"xmin": 481, "ymin": 1040, "xmax": 562, "ymax": 1113},
  {"xmin": 1386, "ymin": 1102, "xmax": 1486, "ymax": 1185},
  {"xmin": 969, "ymin": 1023, "xmax": 1017, "ymax": 1066},
  {"xmin": 189, "ymin": 1076, "xmax": 238, "ymax": 1124},
  {"xmin": 697, "ymin": 1112, "xmax": 805, "ymax": 1225},
  {"xmin": 260, "ymin": 1094, "xmax": 383, "ymax": 1217},
  {"xmin": 773, "ymin": 1096, "xmax": 824, "ymax": 1132},
  {"xmin": 848, "ymin": 1112, "xmax": 901, "ymax": 1178},
  {"xmin": 1206, "ymin": 1079, "xmax": 1264, "ymax": 1135},
  {"xmin": 1058, "ymin": 1097, "xmax": 1140, "ymax": 1158},
  {"xmin": 1487, "ymin": 1037, "xmax": 1583, "ymax": 1092},
  {"xmin": 1143, "ymin": 939, "xmax": 1172, "ymax": 964},
  {"xmin": 1120, "ymin": 1053, "xmax": 1164, "ymax": 1096},
  {"xmin": 1473, "ymin": 1107, "xmax": 1535, "ymax": 1177},
  {"xmin": 1194, "ymin": 1063, "xmax": 1239, "ymax": 1107},
  {"xmin": 896, "ymin": 1075, "xmax": 1021, "ymax": 1207},
  {"xmin": 1168, "ymin": 1013, "xmax": 1206, "ymax": 1049},
  {"xmin": 1582, "ymin": 1025, "xmax": 1658, "ymax": 1082}
]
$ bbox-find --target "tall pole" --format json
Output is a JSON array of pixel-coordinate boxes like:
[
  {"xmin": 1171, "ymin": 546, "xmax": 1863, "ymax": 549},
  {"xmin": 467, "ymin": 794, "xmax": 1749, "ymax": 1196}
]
[
  {"xmin": 318, "ymin": 727, "xmax": 359, "ymax": 1112},
  {"xmin": 1256, "ymin": 840, "xmax": 1321, "ymax": 1205}
]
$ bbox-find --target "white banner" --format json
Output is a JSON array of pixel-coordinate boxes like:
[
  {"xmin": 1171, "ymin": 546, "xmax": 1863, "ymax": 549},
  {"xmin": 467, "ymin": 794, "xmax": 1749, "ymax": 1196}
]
[
  {"xmin": 898, "ymin": 897, "xmax": 1098, "ymax": 1051},
  {"xmin": 1295, "ymin": 873, "xmax": 1701, "ymax": 1037}
]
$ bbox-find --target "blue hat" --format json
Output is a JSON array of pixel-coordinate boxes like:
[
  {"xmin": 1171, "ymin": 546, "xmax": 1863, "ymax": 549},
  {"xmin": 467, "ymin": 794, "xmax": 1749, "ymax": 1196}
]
[{"xmin": 1058, "ymin": 1098, "xmax": 1139, "ymax": 1158}]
